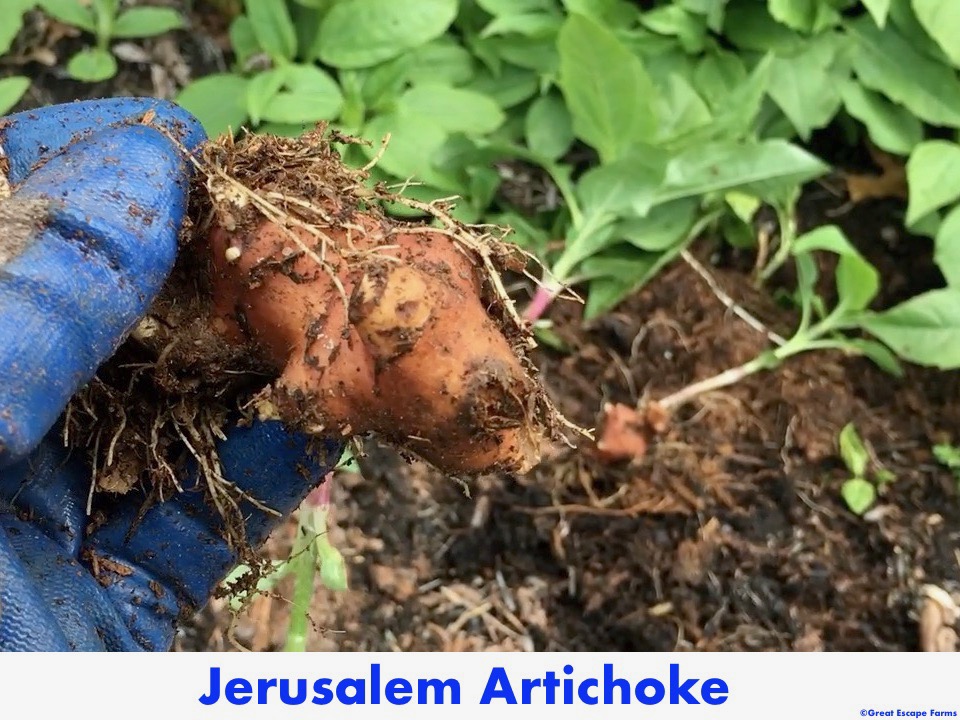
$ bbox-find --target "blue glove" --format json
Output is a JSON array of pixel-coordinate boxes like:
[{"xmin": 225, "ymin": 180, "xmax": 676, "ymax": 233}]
[{"xmin": 0, "ymin": 98, "xmax": 343, "ymax": 651}]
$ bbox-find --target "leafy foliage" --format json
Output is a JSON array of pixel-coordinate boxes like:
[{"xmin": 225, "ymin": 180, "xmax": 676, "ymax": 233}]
[
  {"xmin": 176, "ymin": 0, "xmax": 960, "ymax": 369},
  {"xmin": 4, "ymin": 0, "xmax": 960, "ymax": 374},
  {"xmin": 0, "ymin": 1, "xmax": 183, "ymax": 86}
]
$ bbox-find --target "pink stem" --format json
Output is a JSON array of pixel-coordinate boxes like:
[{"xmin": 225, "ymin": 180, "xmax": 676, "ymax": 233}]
[
  {"xmin": 524, "ymin": 284, "xmax": 559, "ymax": 323},
  {"xmin": 305, "ymin": 472, "xmax": 333, "ymax": 509}
]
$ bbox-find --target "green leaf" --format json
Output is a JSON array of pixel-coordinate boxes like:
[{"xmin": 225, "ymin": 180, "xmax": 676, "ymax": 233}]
[
  {"xmin": 244, "ymin": 0, "xmax": 297, "ymax": 61},
  {"xmin": 532, "ymin": 322, "xmax": 569, "ymax": 352},
  {"xmin": 641, "ymin": 5, "xmax": 708, "ymax": 53},
  {"xmin": 0, "ymin": 76, "xmax": 29, "ymax": 116},
  {"xmin": 478, "ymin": 0, "xmax": 556, "ymax": 14},
  {"xmin": 875, "ymin": 469, "xmax": 896, "ymax": 489},
  {"xmin": 481, "ymin": 12, "xmax": 562, "ymax": 37},
  {"xmin": 701, "ymin": 53, "xmax": 774, "ymax": 142},
  {"xmin": 848, "ymin": 16, "xmax": 960, "ymax": 127},
  {"xmin": 580, "ymin": 244, "xmax": 680, "ymax": 318},
  {"xmin": 768, "ymin": 0, "xmax": 840, "ymax": 33},
  {"xmin": 561, "ymin": 0, "xmax": 638, "ymax": 27},
  {"xmin": 889, "ymin": 0, "xmax": 952, "ymax": 64},
  {"xmin": 933, "ymin": 443, "xmax": 960, "ymax": 470},
  {"xmin": 176, "ymin": 73, "xmax": 250, "ymax": 137},
  {"xmin": 657, "ymin": 139, "xmax": 829, "ymax": 205},
  {"xmin": 407, "ymin": 40, "xmax": 476, "ymax": 86},
  {"xmin": 557, "ymin": 13, "xmax": 659, "ymax": 163},
  {"xmin": 576, "ymin": 148, "xmax": 668, "ymax": 217},
  {"xmin": 525, "ymin": 92, "xmax": 574, "ymax": 160},
  {"xmin": 66, "ymin": 47, "xmax": 117, "ymax": 82},
  {"xmin": 912, "ymin": 0, "xmax": 960, "ymax": 67},
  {"xmin": 794, "ymin": 249, "xmax": 820, "ymax": 319},
  {"xmin": 905, "ymin": 141, "xmax": 960, "ymax": 226},
  {"xmin": 260, "ymin": 64, "xmax": 342, "ymax": 124},
  {"xmin": 837, "ymin": 255, "xmax": 876, "ymax": 313},
  {"xmin": 246, "ymin": 66, "xmax": 287, "ymax": 125},
  {"xmin": 0, "ymin": 0, "xmax": 33, "ymax": 55},
  {"xmin": 290, "ymin": 2, "xmax": 326, "ymax": 58},
  {"xmin": 112, "ymin": 7, "xmax": 184, "ymax": 38},
  {"xmin": 845, "ymin": 338, "xmax": 904, "ymax": 376},
  {"xmin": 911, "ymin": 210, "xmax": 942, "ymax": 240},
  {"xmin": 720, "ymin": 213, "xmax": 757, "ymax": 249},
  {"xmin": 693, "ymin": 49, "xmax": 748, "ymax": 109},
  {"xmin": 616, "ymin": 199, "xmax": 698, "ymax": 251},
  {"xmin": 361, "ymin": 111, "xmax": 452, "ymax": 188},
  {"xmin": 840, "ymin": 82, "xmax": 922, "ymax": 155},
  {"xmin": 229, "ymin": 16, "xmax": 261, "ymax": 66},
  {"xmin": 485, "ymin": 36, "xmax": 558, "ymax": 73},
  {"xmin": 934, "ymin": 205, "xmax": 960, "ymax": 287},
  {"xmin": 723, "ymin": 2, "xmax": 804, "ymax": 53},
  {"xmin": 860, "ymin": 288, "xmax": 960, "ymax": 369},
  {"xmin": 656, "ymin": 72, "xmax": 713, "ymax": 144},
  {"xmin": 39, "ymin": 0, "xmax": 96, "ymax": 33},
  {"xmin": 397, "ymin": 84, "xmax": 504, "ymax": 135},
  {"xmin": 554, "ymin": 221, "xmax": 619, "ymax": 278},
  {"xmin": 726, "ymin": 191, "xmax": 761, "ymax": 223},
  {"xmin": 317, "ymin": 545, "xmax": 348, "ymax": 591},
  {"xmin": 841, "ymin": 477, "xmax": 876, "ymax": 515},
  {"xmin": 583, "ymin": 273, "xmax": 640, "ymax": 319},
  {"xmin": 792, "ymin": 225, "xmax": 880, "ymax": 312},
  {"xmin": 316, "ymin": 0, "xmax": 458, "ymax": 68},
  {"xmin": 581, "ymin": 252, "xmax": 659, "ymax": 318},
  {"xmin": 767, "ymin": 34, "xmax": 847, "ymax": 140},
  {"xmin": 862, "ymin": 0, "xmax": 892, "ymax": 26},
  {"xmin": 361, "ymin": 58, "xmax": 410, "ymax": 109},
  {"xmin": 466, "ymin": 65, "xmax": 540, "ymax": 108},
  {"xmin": 678, "ymin": 0, "xmax": 728, "ymax": 31},
  {"xmin": 838, "ymin": 422, "xmax": 869, "ymax": 477}
]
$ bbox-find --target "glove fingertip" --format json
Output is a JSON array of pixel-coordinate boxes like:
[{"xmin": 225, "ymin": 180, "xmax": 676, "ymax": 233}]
[
  {"xmin": 0, "ymin": 124, "xmax": 192, "ymax": 466},
  {"xmin": 2, "ymin": 98, "xmax": 206, "ymax": 184}
]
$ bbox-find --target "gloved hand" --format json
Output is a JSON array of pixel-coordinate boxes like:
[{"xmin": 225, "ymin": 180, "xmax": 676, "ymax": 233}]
[{"xmin": 0, "ymin": 98, "xmax": 343, "ymax": 651}]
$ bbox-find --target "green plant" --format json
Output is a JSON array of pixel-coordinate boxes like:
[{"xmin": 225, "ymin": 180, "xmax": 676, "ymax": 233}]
[
  {"xmin": 932, "ymin": 443, "xmax": 960, "ymax": 492},
  {"xmin": 170, "ymin": 0, "xmax": 960, "ymax": 374},
  {"xmin": 655, "ymin": 224, "xmax": 905, "ymax": 409},
  {"xmin": 0, "ymin": 75, "xmax": 30, "ymax": 116},
  {"xmin": 39, "ymin": 0, "xmax": 184, "ymax": 82},
  {"xmin": 836, "ymin": 422, "xmax": 895, "ymax": 515},
  {"xmin": 220, "ymin": 455, "xmax": 352, "ymax": 650},
  {"xmin": 0, "ymin": 0, "xmax": 38, "ymax": 113}
]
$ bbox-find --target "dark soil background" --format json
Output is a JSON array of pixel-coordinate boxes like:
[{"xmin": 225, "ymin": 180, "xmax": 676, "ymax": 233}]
[{"xmin": 4, "ymin": 3, "xmax": 958, "ymax": 652}]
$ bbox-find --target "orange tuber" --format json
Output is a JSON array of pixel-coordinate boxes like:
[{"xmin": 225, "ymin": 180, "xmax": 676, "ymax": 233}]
[{"xmin": 192, "ymin": 128, "xmax": 558, "ymax": 476}]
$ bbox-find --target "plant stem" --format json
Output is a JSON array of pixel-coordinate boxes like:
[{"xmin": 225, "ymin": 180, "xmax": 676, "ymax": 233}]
[
  {"xmin": 283, "ymin": 482, "xmax": 331, "ymax": 652},
  {"xmin": 658, "ymin": 354, "xmax": 773, "ymax": 410},
  {"xmin": 523, "ymin": 281, "xmax": 563, "ymax": 323},
  {"xmin": 283, "ymin": 525, "xmax": 315, "ymax": 652},
  {"xmin": 759, "ymin": 203, "xmax": 797, "ymax": 283},
  {"xmin": 658, "ymin": 315, "xmax": 848, "ymax": 411}
]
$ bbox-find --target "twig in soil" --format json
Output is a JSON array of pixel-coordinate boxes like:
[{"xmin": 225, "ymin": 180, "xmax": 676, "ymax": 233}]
[
  {"xmin": 681, "ymin": 249, "xmax": 786, "ymax": 346},
  {"xmin": 512, "ymin": 498, "xmax": 679, "ymax": 517}
]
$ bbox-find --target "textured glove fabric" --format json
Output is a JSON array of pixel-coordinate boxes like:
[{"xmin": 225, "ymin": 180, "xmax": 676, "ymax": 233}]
[
  {"xmin": 0, "ymin": 99, "xmax": 343, "ymax": 650},
  {"xmin": 0, "ymin": 98, "xmax": 204, "ymax": 466},
  {"xmin": 0, "ymin": 419, "xmax": 340, "ymax": 651}
]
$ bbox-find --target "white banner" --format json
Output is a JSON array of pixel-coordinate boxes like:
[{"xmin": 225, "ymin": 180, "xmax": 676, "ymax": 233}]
[{"xmin": 5, "ymin": 652, "xmax": 957, "ymax": 718}]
